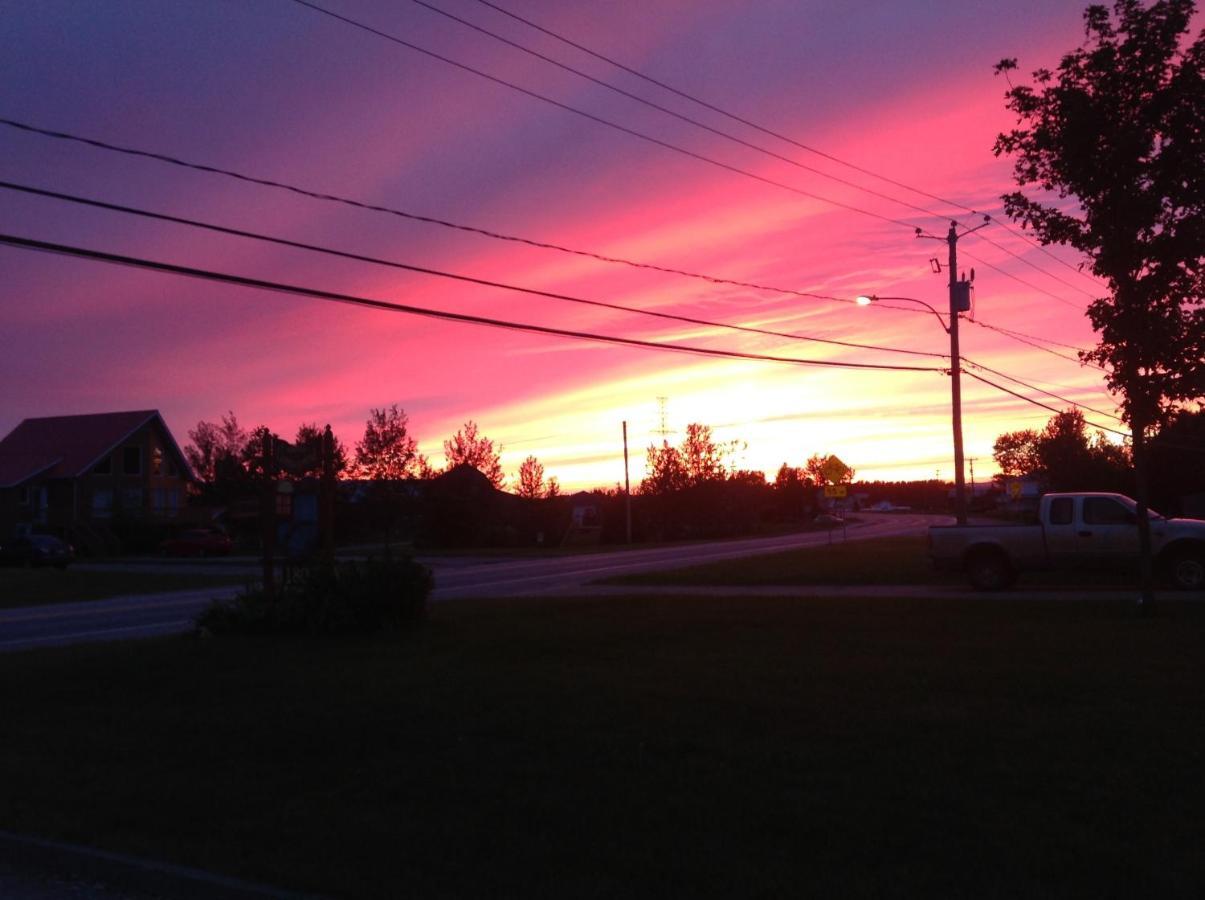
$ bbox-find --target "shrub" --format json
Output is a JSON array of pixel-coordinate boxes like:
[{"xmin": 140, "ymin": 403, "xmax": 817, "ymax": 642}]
[{"xmin": 198, "ymin": 557, "xmax": 432, "ymax": 636}]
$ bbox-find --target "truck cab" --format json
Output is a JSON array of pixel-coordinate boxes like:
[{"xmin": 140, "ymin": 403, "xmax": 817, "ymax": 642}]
[{"xmin": 929, "ymin": 492, "xmax": 1205, "ymax": 590}]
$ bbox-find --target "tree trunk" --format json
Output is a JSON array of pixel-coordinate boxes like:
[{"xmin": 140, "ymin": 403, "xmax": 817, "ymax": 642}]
[{"xmin": 1131, "ymin": 421, "xmax": 1156, "ymax": 613}]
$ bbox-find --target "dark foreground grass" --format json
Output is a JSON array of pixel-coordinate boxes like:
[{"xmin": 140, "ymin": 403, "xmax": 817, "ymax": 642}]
[
  {"xmin": 604, "ymin": 534, "xmax": 954, "ymax": 586},
  {"xmin": 604, "ymin": 534, "xmax": 1142, "ymax": 590},
  {"xmin": 2, "ymin": 593, "xmax": 1203, "ymax": 898},
  {"xmin": 0, "ymin": 568, "xmax": 247, "ymax": 608}
]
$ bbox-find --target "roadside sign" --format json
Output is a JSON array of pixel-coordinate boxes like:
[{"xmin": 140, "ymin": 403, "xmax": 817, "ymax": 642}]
[
  {"xmin": 1008, "ymin": 481, "xmax": 1022, "ymax": 499},
  {"xmin": 821, "ymin": 455, "xmax": 850, "ymax": 485},
  {"xmin": 823, "ymin": 484, "xmax": 848, "ymax": 498}
]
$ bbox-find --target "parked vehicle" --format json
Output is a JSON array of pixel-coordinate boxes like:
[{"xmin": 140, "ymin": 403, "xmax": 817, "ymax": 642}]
[
  {"xmin": 0, "ymin": 534, "xmax": 75, "ymax": 568},
  {"xmin": 930, "ymin": 492, "xmax": 1205, "ymax": 590},
  {"xmin": 157, "ymin": 528, "xmax": 234, "ymax": 558}
]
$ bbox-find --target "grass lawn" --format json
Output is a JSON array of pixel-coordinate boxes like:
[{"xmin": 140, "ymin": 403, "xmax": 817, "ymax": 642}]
[
  {"xmin": 602, "ymin": 534, "xmax": 1145, "ymax": 590},
  {"xmin": 602, "ymin": 534, "xmax": 955, "ymax": 586},
  {"xmin": 2, "ymin": 593, "xmax": 1203, "ymax": 897},
  {"xmin": 0, "ymin": 568, "xmax": 249, "ymax": 608}
]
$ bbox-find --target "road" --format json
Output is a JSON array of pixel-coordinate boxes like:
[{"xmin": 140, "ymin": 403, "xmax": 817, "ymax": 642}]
[{"xmin": 1, "ymin": 514, "xmax": 940, "ymax": 652}]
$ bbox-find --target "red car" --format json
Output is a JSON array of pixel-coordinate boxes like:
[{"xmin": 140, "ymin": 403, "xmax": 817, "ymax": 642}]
[{"xmin": 158, "ymin": 529, "xmax": 233, "ymax": 558}]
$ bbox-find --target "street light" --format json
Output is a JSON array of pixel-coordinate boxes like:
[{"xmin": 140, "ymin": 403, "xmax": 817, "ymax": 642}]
[
  {"xmin": 856, "ymin": 289, "xmax": 968, "ymax": 524},
  {"xmin": 855, "ymin": 295, "xmax": 949, "ymax": 332}
]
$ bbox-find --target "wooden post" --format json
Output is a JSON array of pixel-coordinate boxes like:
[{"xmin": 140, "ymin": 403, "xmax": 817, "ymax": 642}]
[
  {"xmin": 260, "ymin": 431, "xmax": 276, "ymax": 600},
  {"xmin": 321, "ymin": 424, "xmax": 336, "ymax": 563}
]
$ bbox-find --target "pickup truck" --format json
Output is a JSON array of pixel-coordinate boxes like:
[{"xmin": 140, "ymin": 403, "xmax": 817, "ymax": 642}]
[{"xmin": 929, "ymin": 492, "xmax": 1205, "ymax": 590}]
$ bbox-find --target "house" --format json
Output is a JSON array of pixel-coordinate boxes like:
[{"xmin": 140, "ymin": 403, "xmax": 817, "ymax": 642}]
[{"xmin": 0, "ymin": 410, "xmax": 193, "ymax": 545}]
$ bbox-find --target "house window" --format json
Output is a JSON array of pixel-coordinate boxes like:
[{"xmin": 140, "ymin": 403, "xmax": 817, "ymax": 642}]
[
  {"xmin": 19, "ymin": 485, "xmax": 31, "ymax": 506},
  {"xmin": 123, "ymin": 446, "xmax": 142, "ymax": 475},
  {"xmin": 152, "ymin": 447, "xmax": 164, "ymax": 476},
  {"xmin": 93, "ymin": 455, "xmax": 112, "ymax": 475},
  {"xmin": 152, "ymin": 488, "xmax": 166, "ymax": 512},
  {"xmin": 92, "ymin": 489, "xmax": 114, "ymax": 519}
]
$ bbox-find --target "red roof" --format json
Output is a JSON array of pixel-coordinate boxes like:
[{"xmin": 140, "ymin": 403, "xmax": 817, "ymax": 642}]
[{"xmin": 0, "ymin": 410, "xmax": 192, "ymax": 487}]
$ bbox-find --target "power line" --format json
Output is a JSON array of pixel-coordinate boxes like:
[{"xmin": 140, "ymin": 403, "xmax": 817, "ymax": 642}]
[
  {"xmin": 470, "ymin": 0, "xmax": 1108, "ymax": 292},
  {"xmin": 407, "ymin": 0, "xmax": 950, "ymax": 223},
  {"xmin": 0, "ymin": 180, "xmax": 945, "ymax": 360},
  {"xmin": 0, "ymin": 117, "xmax": 860, "ymax": 306},
  {"xmin": 285, "ymin": 0, "xmax": 920, "ymax": 231},
  {"xmin": 959, "ymin": 247, "xmax": 1085, "ymax": 310},
  {"xmin": 964, "ymin": 370, "xmax": 1129, "ymax": 438},
  {"xmin": 0, "ymin": 232, "xmax": 946, "ymax": 373},
  {"xmin": 961, "ymin": 358, "xmax": 1122, "ymax": 421},
  {"xmin": 311, "ymin": 0, "xmax": 1094, "ymax": 308},
  {"xmin": 0, "ymin": 117, "xmax": 1098, "ymax": 370},
  {"xmin": 965, "ymin": 318, "xmax": 1107, "ymax": 371}
]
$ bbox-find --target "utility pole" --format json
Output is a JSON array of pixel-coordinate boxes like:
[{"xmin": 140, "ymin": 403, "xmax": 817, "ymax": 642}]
[
  {"xmin": 947, "ymin": 221, "xmax": 968, "ymax": 526},
  {"xmin": 622, "ymin": 420, "xmax": 632, "ymax": 544},
  {"xmin": 917, "ymin": 217, "xmax": 987, "ymax": 525}
]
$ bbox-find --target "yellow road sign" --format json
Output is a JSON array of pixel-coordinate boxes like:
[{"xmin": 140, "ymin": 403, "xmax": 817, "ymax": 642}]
[
  {"xmin": 821, "ymin": 455, "xmax": 850, "ymax": 485},
  {"xmin": 823, "ymin": 484, "xmax": 848, "ymax": 498}
]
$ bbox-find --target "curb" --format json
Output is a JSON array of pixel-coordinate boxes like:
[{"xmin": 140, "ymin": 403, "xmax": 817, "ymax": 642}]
[{"xmin": 0, "ymin": 830, "xmax": 325, "ymax": 900}]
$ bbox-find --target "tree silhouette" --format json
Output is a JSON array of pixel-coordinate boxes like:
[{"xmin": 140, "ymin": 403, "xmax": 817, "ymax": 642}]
[
  {"xmin": 517, "ymin": 455, "xmax": 546, "ymax": 499},
  {"xmin": 992, "ymin": 429, "xmax": 1042, "ymax": 479},
  {"xmin": 640, "ymin": 441, "xmax": 688, "ymax": 495},
  {"xmin": 355, "ymin": 405, "xmax": 426, "ymax": 481},
  {"xmin": 443, "ymin": 420, "xmax": 504, "ymax": 489},
  {"xmin": 681, "ymin": 423, "xmax": 727, "ymax": 485},
  {"xmin": 995, "ymin": 0, "xmax": 1204, "ymax": 601},
  {"xmin": 295, "ymin": 422, "xmax": 349, "ymax": 479},
  {"xmin": 185, "ymin": 411, "xmax": 247, "ymax": 483}
]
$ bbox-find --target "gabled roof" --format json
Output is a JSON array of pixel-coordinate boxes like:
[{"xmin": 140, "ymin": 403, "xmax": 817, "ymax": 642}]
[{"xmin": 0, "ymin": 410, "xmax": 193, "ymax": 487}]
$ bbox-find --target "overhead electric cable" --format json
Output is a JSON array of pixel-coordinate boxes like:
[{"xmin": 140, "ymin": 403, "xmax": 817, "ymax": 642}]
[
  {"xmin": 470, "ymin": 0, "xmax": 1107, "ymax": 291},
  {"xmin": 964, "ymin": 370, "xmax": 1129, "ymax": 437},
  {"xmin": 968, "ymin": 319, "xmax": 1093, "ymax": 354},
  {"xmin": 0, "ymin": 118, "xmax": 1097, "ymax": 368},
  {"xmin": 958, "ymin": 248, "xmax": 1085, "ymax": 310},
  {"xmin": 0, "ymin": 117, "xmax": 861, "ymax": 307},
  {"xmin": 0, "ymin": 180, "xmax": 945, "ymax": 360},
  {"xmin": 965, "ymin": 318, "xmax": 1107, "ymax": 371},
  {"xmin": 0, "ymin": 233, "xmax": 946, "ymax": 373},
  {"xmin": 284, "ymin": 0, "xmax": 921, "ymax": 230},
  {"xmin": 419, "ymin": 0, "xmax": 1097, "ymax": 304},
  {"xmin": 961, "ymin": 358, "xmax": 1122, "ymax": 421},
  {"xmin": 407, "ymin": 0, "xmax": 950, "ymax": 223}
]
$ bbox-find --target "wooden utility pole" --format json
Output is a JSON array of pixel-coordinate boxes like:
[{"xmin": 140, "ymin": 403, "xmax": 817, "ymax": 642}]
[
  {"xmin": 622, "ymin": 420, "xmax": 632, "ymax": 543},
  {"xmin": 260, "ymin": 431, "xmax": 276, "ymax": 600},
  {"xmin": 320, "ymin": 424, "xmax": 336, "ymax": 563}
]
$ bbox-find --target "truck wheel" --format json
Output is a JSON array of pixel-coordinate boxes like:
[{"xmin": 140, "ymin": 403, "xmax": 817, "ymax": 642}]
[
  {"xmin": 1168, "ymin": 552, "xmax": 1205, "ymax": 591},
  {"xmin": 966, "ymin": 548, "xmax": 1014, "ymax": 591}
]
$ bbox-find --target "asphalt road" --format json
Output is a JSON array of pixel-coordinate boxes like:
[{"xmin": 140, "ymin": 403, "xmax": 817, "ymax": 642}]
[{"xmin": 1, "ymin": 514, "xmax": 941, "ymax": 653}]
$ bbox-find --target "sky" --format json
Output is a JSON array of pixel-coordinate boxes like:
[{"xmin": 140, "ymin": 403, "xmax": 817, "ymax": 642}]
[{"xmin": 0, "ymin": 0, "xmax": 1123, "ymax": 490}]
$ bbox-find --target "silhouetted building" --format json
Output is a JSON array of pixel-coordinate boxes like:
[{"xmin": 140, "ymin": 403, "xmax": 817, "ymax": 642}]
[{"xmin": 0, "ymin": 410, "xmax": 193, "ymax": 546}]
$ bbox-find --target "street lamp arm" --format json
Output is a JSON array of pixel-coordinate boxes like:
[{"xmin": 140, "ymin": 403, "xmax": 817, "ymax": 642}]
[{"xmin": 856, "ymin": 294, "xmax": 950, "ymax": 333}]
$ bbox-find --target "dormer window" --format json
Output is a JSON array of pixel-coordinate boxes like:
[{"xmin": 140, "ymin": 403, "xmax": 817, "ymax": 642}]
[{"xmin": 122, "ymin": 446, "xmax": 142, "ymax": 475}]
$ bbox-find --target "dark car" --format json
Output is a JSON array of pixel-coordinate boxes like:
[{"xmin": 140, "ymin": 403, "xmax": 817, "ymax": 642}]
[
  {"xmin": 158, "ymin": 528, "xmax": 234, "ymax": 558},
  {"xmin": 0, "ymin": 534, "xmax": 75, "ymax": 568}
]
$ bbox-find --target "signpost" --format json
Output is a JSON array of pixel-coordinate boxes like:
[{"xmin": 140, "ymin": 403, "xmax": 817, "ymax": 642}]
[{"xmin": 820, "ymin": 455, "xmax": 851, "ymax": 485}]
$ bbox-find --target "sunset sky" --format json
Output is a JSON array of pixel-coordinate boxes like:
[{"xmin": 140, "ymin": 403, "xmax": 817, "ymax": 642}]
[{"xmin": 0, "ymin": 0, "xmax": 1122, "ymax": 490}]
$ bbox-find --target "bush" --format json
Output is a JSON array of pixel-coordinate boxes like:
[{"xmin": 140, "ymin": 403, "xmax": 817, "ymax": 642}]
[{"xmin": 198, "ymin": 557, "xmax": 432, "ymax": 636}]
